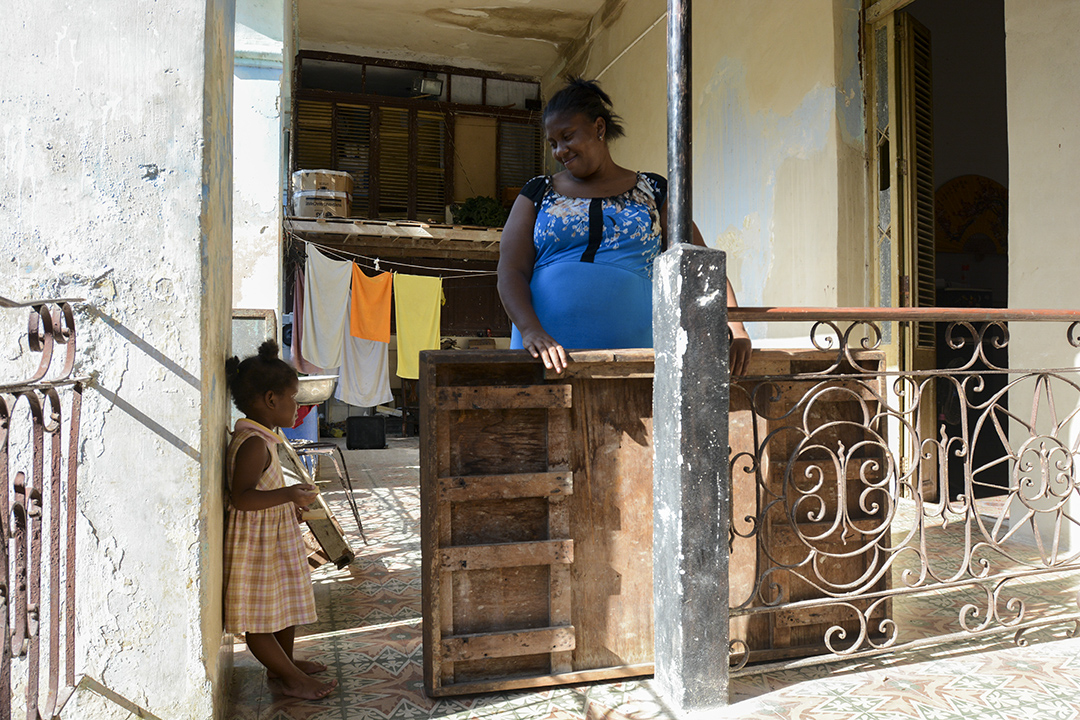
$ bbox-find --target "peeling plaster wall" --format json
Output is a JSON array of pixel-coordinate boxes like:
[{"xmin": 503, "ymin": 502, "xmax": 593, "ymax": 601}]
[
  {"xmin": 1005, "ymin": 0, "xmax": 1080, "ymax": 551},
  {"xmin": 234, "ymin": 0, "xmax": 285, "ymax": 314},
  {"xmin": 0, "ymin": 1, "xmax": 234, "ymax": 717},
  {"xmin": 547, "ymin": 0, "xmax": 869, "ymax": 341}
]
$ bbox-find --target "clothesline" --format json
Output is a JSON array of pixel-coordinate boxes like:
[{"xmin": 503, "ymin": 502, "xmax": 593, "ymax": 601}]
[
  {"xmin": 296, "ymin": 246, "xmax": 446, "ymax": 408},
  {"xmin": 286, "ymin": 231, "xmax": 499, "ymax": 279}
]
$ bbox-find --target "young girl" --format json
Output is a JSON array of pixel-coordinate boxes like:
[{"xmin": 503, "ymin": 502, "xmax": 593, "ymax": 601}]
[{"xmin": 224, "ymin": 340, "xmax": 337, "ymax": 700}]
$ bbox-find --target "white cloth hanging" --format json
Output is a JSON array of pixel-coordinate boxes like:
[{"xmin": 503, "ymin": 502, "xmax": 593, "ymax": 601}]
[
  {"xmin": 334, "ymin": 336, "xmax": 394, "ymax": 408},
  {"xmin": 300, "ymin": 247, "xmax": 351, "ymax": 370}
]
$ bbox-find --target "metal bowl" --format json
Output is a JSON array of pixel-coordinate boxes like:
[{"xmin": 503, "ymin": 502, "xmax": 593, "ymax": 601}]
[{"xmin": 295, "ymin": 374, "xmax": 338, "ymax": 405}]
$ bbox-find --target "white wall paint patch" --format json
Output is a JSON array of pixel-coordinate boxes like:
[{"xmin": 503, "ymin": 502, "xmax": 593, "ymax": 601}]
[{"xmin": 697, "ymin": 59, "xmax": 833, "ymax": 308}]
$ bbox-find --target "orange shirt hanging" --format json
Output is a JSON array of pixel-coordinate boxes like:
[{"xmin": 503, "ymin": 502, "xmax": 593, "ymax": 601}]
[{"xmin": 348, "ymin": 265, "xmax": 392, "ymax": 343}]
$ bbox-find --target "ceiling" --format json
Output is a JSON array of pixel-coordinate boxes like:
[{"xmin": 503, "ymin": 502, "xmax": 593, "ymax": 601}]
[{"xmin": 298, "ymin": 0, "xmax": 611, "ymax": 77}]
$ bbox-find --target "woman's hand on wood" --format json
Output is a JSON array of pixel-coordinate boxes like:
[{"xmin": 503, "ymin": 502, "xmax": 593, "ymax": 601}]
[
  {"xmin": 729, "ymin": 324, "xmax": 752, "ymax": 377},
  {"xmin": 519, "ymin": 326, "xmax": 569, "ymax": 374}
]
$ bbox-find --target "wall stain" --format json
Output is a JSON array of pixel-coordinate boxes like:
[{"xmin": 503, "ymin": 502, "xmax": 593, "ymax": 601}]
[
  {"xmin": 425, "ymin": 7, "xmax": 592, "ymax": 45},
  {"xmin": 555, "ymin": 0, "xmax": 629, "ymax": 79}
]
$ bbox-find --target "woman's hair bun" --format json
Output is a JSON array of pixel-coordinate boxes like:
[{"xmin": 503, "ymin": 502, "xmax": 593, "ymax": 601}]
[
  {"xmin": 543, "ymin": 77, "xmax": 625, "ymax": 141},
  {"xmin": 565, "ymin": 77, "xmax": 614, "ymax": 108},
  {"xmin": 257, "ymin": 339, "xmax": 281, "ymax": 361}
]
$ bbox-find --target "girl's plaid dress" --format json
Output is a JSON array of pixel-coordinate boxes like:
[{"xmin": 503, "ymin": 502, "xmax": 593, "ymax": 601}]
[{"xmin": 224, "ymin": 418, "xmax": 317, "ymax": 634}]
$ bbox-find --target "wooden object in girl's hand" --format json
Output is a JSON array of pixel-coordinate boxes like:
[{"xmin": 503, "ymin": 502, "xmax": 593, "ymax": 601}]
[{"xmin": 277, "ymin": 441, "xmax": 355, "ymax": 569}]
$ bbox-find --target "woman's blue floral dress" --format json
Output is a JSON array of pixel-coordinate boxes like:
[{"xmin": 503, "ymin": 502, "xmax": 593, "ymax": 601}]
[{"xmin": 510, "ymin": 172, "xmax": 667, "ymax": 350}]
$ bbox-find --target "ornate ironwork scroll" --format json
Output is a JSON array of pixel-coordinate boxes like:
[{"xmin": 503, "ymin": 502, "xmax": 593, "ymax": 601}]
[
  {"xmin": 725, "ymin": 308, "xmax": 1080, "ymax": 675},
  {"xmin": 1, "ymin": 298, "xmax": 83, "ymax": 719}
]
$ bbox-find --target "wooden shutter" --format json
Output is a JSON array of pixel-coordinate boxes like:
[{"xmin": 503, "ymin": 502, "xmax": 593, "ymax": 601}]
[
  {"xmin": 379, "ymin": 106, "xmax": 410, "ymax": 218},
  {"xmin": 904, "ymin": 16, "xmax": 936, "ymax": 348},
  {"xmin": 294, "ymin": 100, "xmax": 333, "ymax": 172},
  {"xmin": 336, "ymin": 104, "xmax": 371, "ymax": 217},
  {"xmin": 415, "ymin": 110, "xmax": 447, "ymax": 221},
  {"xmin": 498, "ymin": 122, "xmax": 541, "ymax": 201}
]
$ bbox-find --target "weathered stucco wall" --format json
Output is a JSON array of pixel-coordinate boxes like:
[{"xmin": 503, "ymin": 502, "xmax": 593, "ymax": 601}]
[
  {"xmin": 1005, "ymin": 0, "xmax": 1080, "ymax": 550},
  {"xmin": 234, "ymin": 0, "xmax": 285, "ymax": 313},
  {"xmin": 546, "ymin": 0, "xmax": 869, "ymax": 341},
  {"xmin": 0, "ymin": 0, "xmax": 234, "ymax": 717}
]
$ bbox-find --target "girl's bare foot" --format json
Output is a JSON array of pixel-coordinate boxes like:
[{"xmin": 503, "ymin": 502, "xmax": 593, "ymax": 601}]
[
  {"xmin": 295, "ymin": 659, "xmax": 328, "ymax": 674},
  {"xmin": 278, "ymin": 675, "xmax": 337, "ymax": 700},
  {"xmin": 268, "ymin": 659, "xmax": 327, "ymax": 678}
]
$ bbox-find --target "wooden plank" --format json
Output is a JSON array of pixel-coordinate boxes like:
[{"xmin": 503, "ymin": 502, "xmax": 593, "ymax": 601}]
[
  {"xmin": 548, "ymin": 499, "xmax": 572, "ymax": 673},
  {"xmin": 547, "ymin": 402, "xmax": 573, "ymax": 672},
  {"xmin": 775, "ymin": 599, "xmax": 881, "ymax": 628},
  {"xmin": 866, "ymin": 0, "xmax": 913, "ymax": 25},
  {"xmin": 768, "ymin": 517, "xmax": 887, "ymax": 548},
  {"xmin": 442, "ymin": 626, "xmax": 576, "ymax": 662},
  {"xmin": 440, "ymin": 540, "xmax": 573, "ymax": 571},
  {"xmin": 451, "ymin": 497, "xmax": 548, "ymax": 546},
  {"xmin": 452, "ymin": 566, "xmax": 551, "ymax": 635},
  {"xmin": 285, "ymin": 217, "xmax": 504, "ymax": 243},
  {"xmin": 436, "ymin": 384, "xmax": 571, "ymax": 411},
  {"xmin": 448, "ymin": 408, "xmax": 550, "ymax": 477},
  {"xmin": 547, "ymin": 404, "xmax": 570, "ymax": 471},
  {"xmin": 426, "ymin": 663, "xmax": 654, "ymax": 697},
  {"xmin": 438, "ymin": 471, "xmax": 572, "ymax": 502},
  {"xmin": 569, "ymin": 376, "xmax": 656, "ymax": 669},
  {"xmin": 547, "ymin": 362, "xmax": 653, "ymax": 380},
  {"xmin": 419, "ymin": 352, "xmax": 448, "ymax": 693}
]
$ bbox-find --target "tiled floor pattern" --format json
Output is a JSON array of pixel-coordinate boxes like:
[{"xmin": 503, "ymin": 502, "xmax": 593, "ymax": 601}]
[{"xmin": 225, "ymin": 437, "xmax": 1080, "ymax": 720}]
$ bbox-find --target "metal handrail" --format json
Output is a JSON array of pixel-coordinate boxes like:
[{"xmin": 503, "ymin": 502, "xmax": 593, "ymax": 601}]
[{"xmin": 729, "ymin": 306, "xmax": 1080, "ymax": 322}]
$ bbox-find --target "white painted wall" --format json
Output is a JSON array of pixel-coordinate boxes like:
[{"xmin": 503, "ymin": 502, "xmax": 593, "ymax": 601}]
[
  {"xmin": 0, "ymin": 0, "xmax": 234, "ymax": 717},
  {"xmin": 234, "ymin": 0, "xmax": 286, "ymax": 314},
  {"xmin": 544, "ymin": 0, "xmax": 869, "ymax": 343},
  {"xmin": 1005, "ymin": 0, "xmax": 1080, "ymax": 552}
]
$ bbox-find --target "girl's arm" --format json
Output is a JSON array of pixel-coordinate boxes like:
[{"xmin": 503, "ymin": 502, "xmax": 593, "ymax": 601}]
[
  {"xmin": 659, "ymin": 205, "xmax": 753, "ymax": 376},
  {"xmin": 230, "ymin": 436, "xmax": 318, "ymax": 512},
  {"xmin": 497, "ymin": 194, "xmax": 569, "ymax": 373}
]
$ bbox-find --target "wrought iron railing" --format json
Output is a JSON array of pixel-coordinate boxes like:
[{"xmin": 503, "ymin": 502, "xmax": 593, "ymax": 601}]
[
  {"xmin": 1, "ymin": 297, "xmax": 84, "ymax": 718},
  {"xmin": 724, "ymin": 307, "xmax": 1080, "ymax": 674},
  {"xmin": 1, "ymin": 297, "xmax": 160, "ymax": 720}
]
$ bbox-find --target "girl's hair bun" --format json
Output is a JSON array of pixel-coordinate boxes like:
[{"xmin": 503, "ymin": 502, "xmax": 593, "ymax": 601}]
[
  {"xmin": 257, "ymin": 339, "xmax": 281, "ymax": 362},
  {"xmin": 225, "ymin": 355, "xmax": 241, "ymax": 380}
]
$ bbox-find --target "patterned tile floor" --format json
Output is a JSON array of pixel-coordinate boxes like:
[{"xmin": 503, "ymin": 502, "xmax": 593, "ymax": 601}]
[{"xmin": 225, "ymin": 436, "xmax": 1080, "ymax": 720}]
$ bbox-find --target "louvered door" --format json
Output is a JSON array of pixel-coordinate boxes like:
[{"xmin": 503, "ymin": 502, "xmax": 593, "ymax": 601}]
[
  {"xmin": 898, "ymin": 12, "xmax": 938, "ymax": 499},
  {"xmin": 867, "ymin": 10, "xmax": 938, "ymax": 500},
  {"xmin": 899, "ymin": 12, "xmax": 936, "ymax": 352}
]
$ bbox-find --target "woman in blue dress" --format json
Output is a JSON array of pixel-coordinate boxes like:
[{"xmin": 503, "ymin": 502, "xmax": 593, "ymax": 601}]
[{"xmin": 498, "ymin": 78, "xmax": 752, "ymax": 375}]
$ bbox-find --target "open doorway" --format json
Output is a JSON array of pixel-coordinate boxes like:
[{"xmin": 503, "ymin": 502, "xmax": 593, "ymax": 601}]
[
  {"xmin": 903, "ymin": 0, "xmax": 1009, "ymax": 499},
  {"xmin": 867, "ymin": 0, "xmax": 1009, "ymax": 499}
]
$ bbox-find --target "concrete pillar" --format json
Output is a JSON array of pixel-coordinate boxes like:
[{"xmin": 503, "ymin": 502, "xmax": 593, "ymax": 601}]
[
  {"xmin": 652, "ymin": 244, "xmax": 731, "ymax": 714},
  {"xmin": 1, "ymin": 1, "xmax": 234, "ymax": 717}
]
